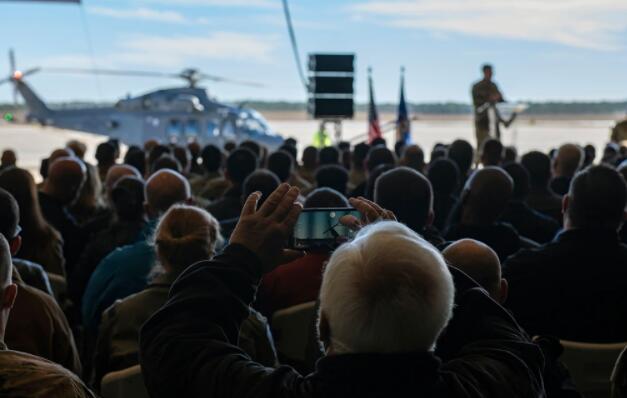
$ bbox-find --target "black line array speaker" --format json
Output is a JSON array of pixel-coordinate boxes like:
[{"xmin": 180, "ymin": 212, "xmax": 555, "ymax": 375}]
[{"xmin": 308, "ymin": 53, "xmax": 355, "ymax": 119}]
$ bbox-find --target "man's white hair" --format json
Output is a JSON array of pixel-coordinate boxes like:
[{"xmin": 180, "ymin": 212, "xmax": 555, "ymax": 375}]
[{"xmin": 319, "ymin": 221, "xmax": 455, "ymax": 354}]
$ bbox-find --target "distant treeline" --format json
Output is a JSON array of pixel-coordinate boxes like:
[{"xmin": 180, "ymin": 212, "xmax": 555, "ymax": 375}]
[{"xmin": 2, "ymin": 100, "xmax": 626, "ymax": 115}]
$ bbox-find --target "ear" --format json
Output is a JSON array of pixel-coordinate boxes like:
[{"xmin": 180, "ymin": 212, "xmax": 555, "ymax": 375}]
[
  {"xmin": 562, "ymin": 194, "xmax": 570, "ymax": 215},
  {"xmin": 499, "ymin": 278, "xmax": 509, "ymax": 304},
  {"xmin": 426, "ymin": 209, "xmax": 435, "ymax": 227},
  {"xmin": 9, "ymin": 236, "xmax": 22, "ymax": 257},
  {"xmin": 1, "ymin": 283, "xmax": 18, "ymax": 310}
]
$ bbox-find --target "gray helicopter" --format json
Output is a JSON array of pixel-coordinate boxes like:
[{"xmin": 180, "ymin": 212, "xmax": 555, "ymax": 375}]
[{"xmin": 0, "ymin": 54, "xmax": 284, "ymax": 149}]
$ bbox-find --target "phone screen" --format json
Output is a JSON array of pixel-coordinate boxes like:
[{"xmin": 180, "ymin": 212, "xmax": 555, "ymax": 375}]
[{"xmin": 292, "ymin": 208, "xmax": 360, "ymax": 250}]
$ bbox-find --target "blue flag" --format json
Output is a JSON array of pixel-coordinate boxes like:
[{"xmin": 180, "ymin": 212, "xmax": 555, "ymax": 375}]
[{"xmin": 396, "ymin": 68, "xmax": 411, "ymax": 144}]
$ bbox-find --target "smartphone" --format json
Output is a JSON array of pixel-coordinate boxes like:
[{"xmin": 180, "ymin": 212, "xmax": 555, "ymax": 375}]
[{"xmin": 291, "ymin": 207, "xmax": 361, "ymax": 250}]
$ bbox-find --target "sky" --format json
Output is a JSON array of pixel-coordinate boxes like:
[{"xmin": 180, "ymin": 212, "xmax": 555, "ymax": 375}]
[{"xmin": 1, "ymin": 0, "xmax": 627, "ymax": 104}]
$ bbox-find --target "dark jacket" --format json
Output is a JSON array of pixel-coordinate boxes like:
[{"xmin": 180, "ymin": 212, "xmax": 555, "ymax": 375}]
[
  {"xmin": 432, "ymin": 192, "xmax": 458, "ymax": 232},
  {"xmin": 206, "ymin": 187, "xmax": 243, "ymax": 221},
  {"xmin": 446, "ymin": 222, "xmax": 532, "ymax": 262},
  {"xmin": 140, "ymin": 244, "xmax": 546, "ymax": 398},
  {"xmin": 549, "ymin": 177, "xmax": 571, "ymax": 197},
  {"xmin": 501, "ymin": 201, "xmax": 561, "ymax": 244},
  {"xmin": 503, "ymin": 228, "xmax": 627, "ymax": 342},
  {"xmin": 526, "ymin": 188, "xmax": 563, "ymax": 224},
  {"xmin": 12, "ymin": 258, "xmax": 53, "ymax": 295}
]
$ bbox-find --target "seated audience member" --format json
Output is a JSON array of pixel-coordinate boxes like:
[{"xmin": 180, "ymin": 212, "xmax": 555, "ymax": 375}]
[
  {"xmin": 220, "ymin": 170, "xmax": 281, "ymax": 240},
  {"xmin": 103, "ymin": 164, "xmax": 142, "ymax": 199},
  {"xmin": 267, "ymin": 150, "xmax": 295, "ymax": 183},
  {"xmin": 70, "ymin": 160, "xmax": 106, "ymax": 226},
  {"xmin": 504, "ymin": 146, "xmax": 517, "ymax": 163},
  {"xmin": 315, "ymin": 165, "xmax": 349, "ymax": 196},
  {"xmin": 192, "ymin": 144, "xmax": 228, "ymax": 200},
  {"xmin": 318, "ymin": 146, "xmax": 341, "ymax": 166},
  {"xmin": 256, "ymin": 188, "xmax": 348, "ymax": 317},
  {"xmin": 276, "ymin": 147, "xmax": 311, "ymax": 192},
  {"xmin": 351, "ymin": 145, "xmax": 396, "ymax": 198},
  {"xmin": 550, "ymin": 144, "xmax": 584, "ymax": 196},
  {"xmin": 0, "ymin": 167, "xmax": 65, "ymax": 275},
  {"xmin": 95, "ymin": 142, "xmax": 116, "ymax": 183},
  {"xmin": 501, "ymin": 163, "xmax": 560, "ymax": 244},
  {"xmin": 481, "ymin": 138, "xmax": 504, "ymax": 167},
  {"xmin": 430, "ymin": 146, "xmax": 447, "ymax": 162},
  {"xmin": 172, "ymin": 145, "xmax": 191, "ymax": 175},
  {"xmin": 394, "ymin": 140, "xmax": 406, "ymax": 158},
  {"xmin": 443, "ymin": 239, "xmax": 507, "ymax": 303},
  {"xmin": 151, "ymin": 154, "xmax": 182, "ymax": 175},
  {"xmin": 66, "ymin": 140, "xmax": 87, "ymax": 160},
  {"xmin": 400, "ymin": 144, "xmax": 426, "ymax": 173},
  {"xmin": 348, "ymin": 142, "xmax": 370, "ymax": 191},
  {"xmin": 39, "ymin": 157, "xmax": 87, "ymax": 276},
  {"xmin": 446, "ymin": 167, "xmax": 534, "ymax": 261},
  {"xmin": 146, "ymin": 144, "xmax": 172, "ymax": 174},
  {"xmin": 224, "ymin": 141, "xmax": 237, "ymax": 153},
  {"xmin": 123, "ymin": 147, "xmax": 146, "ymax": 177},
  {"xmin": 427, "ymin": 158, "xmax": 460, "ymax": 232},
  {"xmin": 447, "ymin": 139, "xmax": 474, "ymax": 192},
  {"xmin": 365, "ymin": 164, "xmax": 395, "ymax": 200},
  {"xmin": 299, "ymin": 146, "xmax": 318, "ymax": 184},
  {"xmin": 374, "ymin": 167, "xmax": 444, "ymax": 246},
  {"xmin": 0, "ymin": 190, "xmax": 81, "ymax": 374},
  {"xmin": 187, "ymin": 141, "xmax": 204, "ymax": 176},
  {"xmin": 0, "ymin": 149, "xmax": 16, "ymax": 171},
  {"xmin": 206, "ymin": 148, "xmax": 257, "ymax": 221},
  {"xmin": 521, "ymin": 151, "xmax": 563, "ymax": 222},
  {"xmin": 239, "ymin": 140, "xmax": 263, "ymax": 161},
  {"xmin": 504, "ymin": 165, "xmax": 627, "ymax": 342},
  {"xmin": 140, "ymin": 185, "xmax": 545, "ymax": 398},
  {"xmin": 0, "ymin": 235, "xmax": 95, "ymax": 398},
  {"xmin": 583, "ymin": 144, "xmax": 596, "ymax": 168},
  {"xmin": 71, "ymin": 177, "xmax": 146, "ymax": 308},
  {"xmin": 94, "ymin": 205, "xmax": 277, "ymax": 386},
  {"xmin": 82, "ymin": 170, "xmax": 191, "ymax": 331}
]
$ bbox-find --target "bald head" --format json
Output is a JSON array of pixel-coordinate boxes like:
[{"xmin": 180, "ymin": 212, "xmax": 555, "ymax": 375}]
[
  {"xmin": 443, "ymin": 239, "xmax": 505, "ymax": 302},
  {"xmin": 66, "ymin": 140, "xmax": 87, "ymax": 159},
  {"xmin": 462, "ymin": 167, "xmax": 513, "ymax": 225},
  {"xmin": 48, "ymin": 148, "xmax": 74, "ymax": 167},
  {"xmin": 553, "ymin": 144, "xmax": 584, "ymax": 178},
  {"xmin": 105, "ymin": 164, "xmax": 142, "ymax": 194},
  {"xmin": 44, "ymin": 157, "xmax": 87, "ymax": 205},
  {"xmin": 145, "ymin": 169, "xmax": 190, "ymax": 216},
  {"xmin": 1, "ymin": 150, "xmax": 16, "ymax": 168},
  {"xmin": 400, "ymin": 145, "xmax": 425, "ymax": 172},
  {"xmin": 0, "ymin": 234, "xmax": 10, "ymax": 289}
]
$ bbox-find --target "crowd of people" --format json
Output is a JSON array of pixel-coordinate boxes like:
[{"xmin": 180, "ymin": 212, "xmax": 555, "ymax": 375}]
[{"xmin": 0, "ymin": 132, "xmax": 626, "ymax": 397}]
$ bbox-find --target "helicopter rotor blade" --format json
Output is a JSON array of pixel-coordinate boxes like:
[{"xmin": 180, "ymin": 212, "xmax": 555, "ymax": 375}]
[
  {"xmin": 9, "ymin": 49, "xmax": 17, "ymax": 105},
  {"xmin": 198, "ymin": 73, "xmax": 264, "ymax": 87},
  {"xmin": 43, "ymin": 67, "xmax": 181, "ymax": 79}
]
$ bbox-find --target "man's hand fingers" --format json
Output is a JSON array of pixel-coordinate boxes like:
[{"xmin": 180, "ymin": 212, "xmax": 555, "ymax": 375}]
[
  {"xmin": 273, "ymin": 187, "xmax": 300, "ymax": 221},
  {"xmin": 339, "ymin": 214, "xmax": 361, "ymax": 231},
  {"xmin": 283, "ymin": 202, "xmax": 303, "ymax": 231},
  {"xmin": 349, "ymin": 197, "xmax": 379, "ymax": 223},
  {"xmin": 259, "ymin": 184, "xmax": 290, "ymax": 216},
  {"xmin": 241, "ymin": 191, "xmax": 261, "ymax": 216}
]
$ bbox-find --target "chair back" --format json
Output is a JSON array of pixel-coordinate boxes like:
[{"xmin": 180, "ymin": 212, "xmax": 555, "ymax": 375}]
[
  {"xmin": 271, "ymin": 301, "xmax": 317, "ymax": 363},
  {"xmin": 561, "ymin": 340, "xmax": 627, "ymax": 398},
  {"xmin": 612, "ymin": 346, "xmax": 627, "ymax": 398},
  {"xmin": 100, "ymin": 364, "xmax": 148, "ymax": 398}
]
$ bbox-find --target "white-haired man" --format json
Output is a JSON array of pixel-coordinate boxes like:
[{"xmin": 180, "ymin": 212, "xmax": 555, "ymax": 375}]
[{"xmin": 140, "ymin": 184, "xmax": 545, "ymax": 397}]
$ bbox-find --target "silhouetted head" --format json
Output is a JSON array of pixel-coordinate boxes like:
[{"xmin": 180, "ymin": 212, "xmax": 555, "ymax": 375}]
[
  {"xmin": 147, "ymin": 144, "xmax": 172, "ymax": 172},
  {"xmin": 96, "ymin": 142, "xmax": 116, "ymax": 167},
  {"xmin": 503, "ymin": 162, "xmax": 531, "ymax": 201},
  {"xmin": 443, "ymin": 239, "xmax": 507, "ymax": 303},
  {"xmin": 267, "ymin": 150, "xmax": 294, "ymax": 183},
  {"xmin": 352, "ymin": 142, "xmax": 371, "ymax": 170},
  {"xmin": 481, "ymin": 138, "xmax": 504, "ymax": 166},
  {"xmin": 173, "ymin": 146, "xmax": 191, "ymax": 174},
  {"xmin": 278, "ymin": 144, "xmax": 297, "ymax": 163},
  {"xmin": 482, "ymin": 64, "xmax": 493, "ymax": 80},
  {"xmin": 504, "ymin": 146, "xmax": 517, "ymax": 163},
  {"xmin": 319, "ymin": 146, "xmax": 341, "ymax": 166},
  {"xmin": 105, "ymin": 164, "xmax": 142, "ymax": 196},
  {"xmin": 239, "ymin": 140, "xmax": 262, "ymax": 160},
  {"xmin": 44, "ymin": 157, "xmax": 87, "ymax": 205},
  {"xmin": 564, "ymin": 165, "xmax": 627, "ymax": 231},
  {"xmin": 1, "ymin": 150, "xmax": 17, "ymax": 168},
  {"xmin": 553, "ymin": 143, "xmax": 584, "ymax": 178},
  {"xmin": 226, "ymin": 148, "xmax": 258, "ymax": 187},
  {"xmin": 66, "ymin": 140, "xmax": 87, "ymax": 160},
  {"xmin": 315, "ymin": 165, "xmax": 349, "ymax": 196},
  {"xmin": 521, "ymin": 151, "xmax": 552, "ymax": 189},
  {"xmin": 400, "ymin": 145, "xmax": 425, "ymax": 172},
  {"xmin": 124, "ymin": 147, "xmax": 146, "ymax": 177},
  {"xmin": 448, "ymin": 139, "xmax": 474, "ymax": 176},
  {"xmin": 200, "ymin": 144, "xmax": 224, "ymax": 174},
  {"xmin": 304, "ymin": 187, "xmax": 349, "ymax": 208},
  {"xmin": 583, "ymin": 144, "xmax": 596, "ymax": 168},
  {"xmin": 302, "ymin": 146, "xmax": 318, "ymax": 170},
  {"xmin": 144, "ymin": 169, "xmax": 191, "ymax": 218},
  {"xmin": 366, "ymin": 145, "xmax": 396, "ymax": 173},
  {"xmin": 151, "ymin": 154, "xmax": 182, "ymax": 175},
  {"xmin": 242, "ymin": 170, "xmax": 280, "ymax": 208},
  {"xmin": 0, "ymin": 189, "xmax": 20, "ymax": 256},
  {"xmin": 375, "ymin": 167, "xmax": 434, "ymax": 233},
  {"xmin": 427, "ymin": 158, "xmax": 460, "ymax": 196},
  {"xmin": 460, "ymin": 167, "xmax": 513, "ymax": 225},
  {"xmin": 111, "ymin": 176, "xmax": 145, "ymax": 222}
]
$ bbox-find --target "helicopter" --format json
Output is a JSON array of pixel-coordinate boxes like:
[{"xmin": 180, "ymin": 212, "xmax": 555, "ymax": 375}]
[{"xmin": 0, "ymin": 51, "xmax": 284, "ymax": 149}]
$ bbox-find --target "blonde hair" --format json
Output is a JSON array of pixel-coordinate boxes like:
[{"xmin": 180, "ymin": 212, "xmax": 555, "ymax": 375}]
[
  {"xmin": 153, "ymin": 205, "xmax": 222, "ymax": 273},
  {"xmin": 319, "ymin": 221, "xmax": 454, "ymax": 354}
]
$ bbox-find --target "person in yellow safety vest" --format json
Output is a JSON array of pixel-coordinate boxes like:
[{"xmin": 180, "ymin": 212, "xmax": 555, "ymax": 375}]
[{"xmin": 312, "ymin": 124, "xmax": 332, "ymax": 148}]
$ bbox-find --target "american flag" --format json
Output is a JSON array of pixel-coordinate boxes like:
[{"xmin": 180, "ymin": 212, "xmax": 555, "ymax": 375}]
[{"xmin": 367, "ymin": 68, "xmax": 382, "ymax": 143}]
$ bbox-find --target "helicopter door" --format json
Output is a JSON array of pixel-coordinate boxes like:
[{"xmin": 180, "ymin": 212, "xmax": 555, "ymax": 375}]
[{"xmin": 167, "ymin": 119, "xmax": 183, "ymax": 143}]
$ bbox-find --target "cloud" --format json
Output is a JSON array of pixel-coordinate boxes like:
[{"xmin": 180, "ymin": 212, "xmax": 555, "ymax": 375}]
[
  {"xmin": 88, "ymin": 6, "xmax": 209, "ymax": 24},
  {"xmin": 350, "ymin": 0, "xmax": 627, "ymax": 50}
]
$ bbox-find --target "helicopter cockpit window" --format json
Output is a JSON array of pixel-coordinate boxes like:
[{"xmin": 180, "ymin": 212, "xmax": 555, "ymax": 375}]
[
  {"xmin": 185, "ymin": 119, "xmax": 199, "ymax": 138},
  {"xmin": 167, "ymin": 119, "xmax": 183, "ymax": 142},
  {"xmin": 207, "ymin": 120, "xmax": 219, "ymax": 137}
]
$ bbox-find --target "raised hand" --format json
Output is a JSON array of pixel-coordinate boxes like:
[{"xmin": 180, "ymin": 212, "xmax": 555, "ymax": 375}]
[
  {"xmin": 230, "ymin": 184, "xmax": 304, "ymax": 273},
  {"xmin": 339, "ymin": 197, "xmax": 397, "ymax": 231}
]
